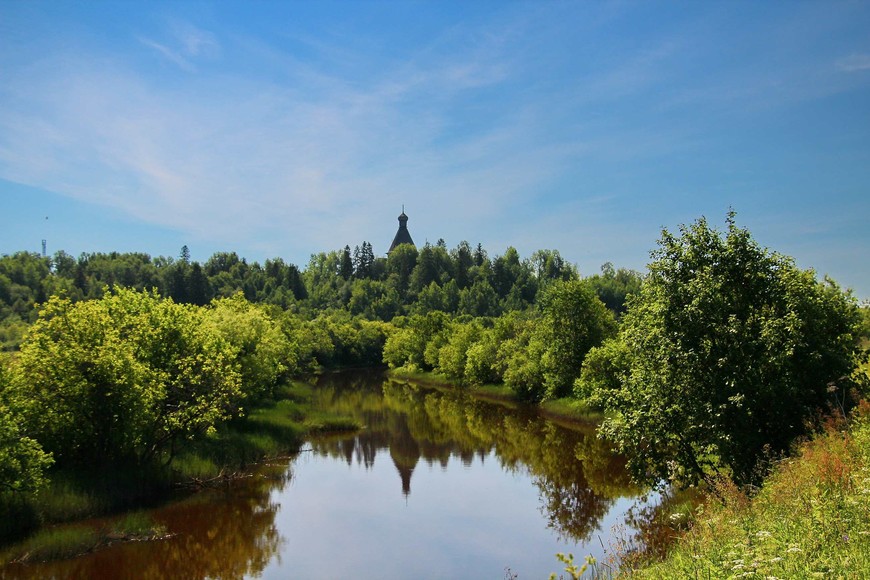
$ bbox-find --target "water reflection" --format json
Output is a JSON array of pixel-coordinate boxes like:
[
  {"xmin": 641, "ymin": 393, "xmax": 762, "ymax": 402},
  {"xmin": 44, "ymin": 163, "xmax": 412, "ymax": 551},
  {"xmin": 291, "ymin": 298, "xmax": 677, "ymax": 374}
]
[
  {"xmin": 307, "ymin": 371, "xmax": 639, "ymax": 542},
  {"xmin": 3, "ymin": 370, "xmax": 644, "ymax": 579},
  {"xmin": 2, "ymin": 465, "xmax": 289, "ymax": 580}
]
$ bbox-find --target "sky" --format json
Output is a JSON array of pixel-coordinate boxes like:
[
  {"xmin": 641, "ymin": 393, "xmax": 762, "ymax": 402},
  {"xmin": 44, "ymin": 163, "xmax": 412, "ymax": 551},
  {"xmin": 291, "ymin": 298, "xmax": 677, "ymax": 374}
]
[{"xmin": 1, "ymin": 1, "xmax": 869, "ymax": 297}]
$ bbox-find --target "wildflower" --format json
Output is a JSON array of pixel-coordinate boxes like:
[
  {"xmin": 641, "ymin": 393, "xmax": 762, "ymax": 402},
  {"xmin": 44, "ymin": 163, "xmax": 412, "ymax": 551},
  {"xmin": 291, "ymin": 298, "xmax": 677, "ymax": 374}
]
[
  {"xmin": 769, "ymin": 557, "xmax": 783, "ymax": 563},
  {"xmin": 786, "ymin": 546, "xmax": 803, "ymax": 553},
  {"xmin": 755, "ymin": 530, "xmax": 772, "ymax": 539},
  {"xmin": 843, "ymin": 534, "xmax": 850, "ymax": 543}
]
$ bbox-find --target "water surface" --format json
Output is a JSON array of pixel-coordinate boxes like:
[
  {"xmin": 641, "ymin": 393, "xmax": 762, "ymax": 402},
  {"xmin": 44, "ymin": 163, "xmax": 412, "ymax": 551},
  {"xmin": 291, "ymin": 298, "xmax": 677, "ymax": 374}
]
[{"xmin": 3, "ymin": 370, "xmax": 650, "ymax": 579}]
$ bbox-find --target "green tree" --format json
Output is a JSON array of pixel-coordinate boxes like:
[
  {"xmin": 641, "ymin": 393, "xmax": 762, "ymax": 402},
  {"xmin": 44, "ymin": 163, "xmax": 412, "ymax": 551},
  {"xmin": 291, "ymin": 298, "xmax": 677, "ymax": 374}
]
[
  {"xmin": 0, "ymin": 364, "xmax": 53, "ymax": 492},
  {"xmin": 458, "ymin": 280, "xmax": 500, "ymax": 317},
  {"xmin": 10, "ymin": 289, "xmax": 242, "ymax": 467},
  {"xmin": 340, "ymin": 245, "xmax": 354, "ymax": 280},
  {"xmin": 585, "ymin": 263, "xmax": 643, "ymax": 316},
  {"xmin": 385, "ymin": 244, "xmax": 418, "ymax": 301},
  {"xmin": 207, "ymin": 294, "xmax": 293, "ymax": 402},
  {"xmin": 537, "ymin": 279, "xmax": 617, "ymax": 399},
  {"xmin": 599, "ymin": 214, "xmax": 863, "ymax": 487}
]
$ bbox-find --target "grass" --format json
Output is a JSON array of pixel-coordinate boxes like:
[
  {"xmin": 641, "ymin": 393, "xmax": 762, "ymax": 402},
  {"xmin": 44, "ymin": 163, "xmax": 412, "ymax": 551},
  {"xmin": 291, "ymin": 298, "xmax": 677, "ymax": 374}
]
[
  {"xmin": 540, "ymin": 397, "xmax": 603, "ymax": 425},
  {"xmin": 173, "ymin": 382, "xmax": 359, "ymax": 480},
  {"xmin": 0, "ymin": 510, "xmax": 167, "ymax": 565},
  {"xmin": 620, "ymin": 406, "xmax": 870, "ymax": 579}
]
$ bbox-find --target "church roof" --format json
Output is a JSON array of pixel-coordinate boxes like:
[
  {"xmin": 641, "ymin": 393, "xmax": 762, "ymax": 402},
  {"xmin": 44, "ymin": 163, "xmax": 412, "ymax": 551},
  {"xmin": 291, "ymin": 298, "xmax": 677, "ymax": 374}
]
[{"xmin": 388, "ymin": 208, "xmax": 415, "ymax": 253}]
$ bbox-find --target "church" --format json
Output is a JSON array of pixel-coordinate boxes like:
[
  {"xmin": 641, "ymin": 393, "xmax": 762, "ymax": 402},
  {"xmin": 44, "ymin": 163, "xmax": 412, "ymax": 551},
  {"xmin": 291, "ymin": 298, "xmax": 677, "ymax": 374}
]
[{"xmin": 387, "ymin": 207, "xmax": 415, "ymax": 254}]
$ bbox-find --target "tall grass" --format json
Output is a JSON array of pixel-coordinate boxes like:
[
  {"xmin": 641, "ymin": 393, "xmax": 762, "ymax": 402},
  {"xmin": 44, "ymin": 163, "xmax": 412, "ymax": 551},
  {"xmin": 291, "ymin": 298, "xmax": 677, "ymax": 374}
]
[
  {"xmin": 0, "ymin": 511, "xmax": 167, "ymax": 565},
  {"xmin": 622, "ymin": 407, "xmax": 870, "ymax": 578}
]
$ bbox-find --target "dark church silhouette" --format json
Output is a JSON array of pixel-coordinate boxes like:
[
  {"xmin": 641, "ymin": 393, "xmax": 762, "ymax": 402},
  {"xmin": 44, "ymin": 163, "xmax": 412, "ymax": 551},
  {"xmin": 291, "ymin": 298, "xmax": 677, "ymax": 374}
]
[{"xmin": 388, "ymin": 206, "xmax": 415, "ymax": 253}]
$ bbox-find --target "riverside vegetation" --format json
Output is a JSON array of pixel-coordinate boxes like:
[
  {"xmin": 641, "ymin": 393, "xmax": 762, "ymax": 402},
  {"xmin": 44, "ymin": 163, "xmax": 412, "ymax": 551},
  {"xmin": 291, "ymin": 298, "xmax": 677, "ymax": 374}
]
[{"xmin": 1, "ymin": 212, "xmax": 868, "ymax": 574}]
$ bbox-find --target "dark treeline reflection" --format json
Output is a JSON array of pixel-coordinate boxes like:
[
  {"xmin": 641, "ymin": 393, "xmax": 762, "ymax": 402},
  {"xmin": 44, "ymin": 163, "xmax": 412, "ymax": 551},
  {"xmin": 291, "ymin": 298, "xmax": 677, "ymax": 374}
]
[
  {"xmin": 3, "ymin": 465, "xmax": 289, "ymax": 580},
  {"xmin": 308, "ymin": 370, "xmax": 640, "ymax": 542},
  {"xmin": 3, "ymin": 370, "xmax": 640, "ymax": 578}
]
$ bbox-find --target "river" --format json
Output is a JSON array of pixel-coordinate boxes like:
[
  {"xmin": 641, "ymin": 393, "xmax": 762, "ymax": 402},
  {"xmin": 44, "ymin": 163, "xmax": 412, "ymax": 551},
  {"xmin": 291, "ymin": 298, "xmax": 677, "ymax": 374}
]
[{"xmin": 2, "ymin": 369, "xmax": 653, "ymax": 579}]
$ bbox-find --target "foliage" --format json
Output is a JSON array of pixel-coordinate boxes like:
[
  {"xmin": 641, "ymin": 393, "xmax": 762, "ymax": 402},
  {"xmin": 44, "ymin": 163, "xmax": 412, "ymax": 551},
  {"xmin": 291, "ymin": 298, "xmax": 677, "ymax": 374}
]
[
  {"xmin": 206, "ymin": 294, "xmax": 293, "ymax": 402},
  {"xmin": 537, "ymin": 279, "xmax": 617, "ymax": 400},
  {"xmin": 9, "ymin": 288, "xmax": 242, "ymax": 467},
  {"xmin": 549, "ymin": 553, "xmax": 597, "ymax": 580},
  {"xmin": 0, "ymin": 365, "xmax": 53, "ymax": 493},
  {"xmin": 585, "ymin": 262, "xmax": 644, "ymax": 317},
  {"xmin": 599, "ymin": 214, "xmax": 863, "ymax": 486},
  {"xmin": 624, "ymin": 412, "xmax": 870, "ymax": 579},
  {"xmin": 574, "ymin": 338, "xmax": 631, "ymax": 403},
  {"xmin": 382, "ymin": 312, "xmax": 450, "ymax": 371}
]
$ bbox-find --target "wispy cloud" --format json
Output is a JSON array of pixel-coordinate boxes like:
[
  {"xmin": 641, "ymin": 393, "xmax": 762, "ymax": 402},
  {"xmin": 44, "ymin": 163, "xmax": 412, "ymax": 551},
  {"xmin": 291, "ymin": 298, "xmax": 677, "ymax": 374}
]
[
  {"xmin": 139, "ymin": 20, "xmax": 219, "ymax": 72},
  {"xmin": 2, "ymin": 1, "xmax": 869, "ymax": 298},
  {"xmin": 837, "ymin": 53, "xmax": 870, "ymax": 72},
  {"xmin": 0, "ymin": 17, "xmax": 549, "ymax": 257}
]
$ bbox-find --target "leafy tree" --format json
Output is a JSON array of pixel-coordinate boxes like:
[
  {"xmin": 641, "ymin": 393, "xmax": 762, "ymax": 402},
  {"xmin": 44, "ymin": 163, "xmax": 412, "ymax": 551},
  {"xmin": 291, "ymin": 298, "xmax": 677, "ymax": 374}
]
[
  {"xmin": 458, "ymin": 280, "xmax": 500, "ymax": 317},
  {"xmin": 412, "ymin": 281, "xmax": 448, "ymax": 315},
  {"xmin": 436, "ymin": 320, "xmax": 484, "ymax": 382},
  {"xmin": 451, "ymin": 241, "xmax": 474, "ymax": 289},
  {"xmin": 537, "ymin": 279, "xmax": 617, "ymax": 399},
  {"xmin": 530, "ymin": 249, "xmax": 576, "ymax": 291},
  {"xmin": 585, "ymin": 263, "xmax": 644, "ymax": 316},
  {"xmin": 385, "ymin": 243, "xmax": 418, "ymax": 300},
  {"xmin": 207, "ymin": 294, "xmax": 293, "ymax": 402},
  {"xmin": 382, "ymin": 312, "xmax": 449, "ymax": 371},
  {"xmin": 0, "ymin": 364, "xmax": 53, "ymax": 492},
  {"xmin": 598, "ymin": 214, "xmax": 863, "ymax": 487},
  {"xmin": 10, "ymin": 289, "xmax": 242, "ymax": 467},
  {"xmin": 409, "ymin": 243, "xmax": 439, "ymax": 295}
]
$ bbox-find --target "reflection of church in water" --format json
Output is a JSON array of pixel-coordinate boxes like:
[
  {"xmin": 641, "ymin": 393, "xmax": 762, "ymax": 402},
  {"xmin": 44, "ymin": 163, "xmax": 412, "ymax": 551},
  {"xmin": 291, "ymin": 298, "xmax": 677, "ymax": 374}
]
[{"xmin": 327, "ymin": 410, "xmax": 485, "ymax": 498}]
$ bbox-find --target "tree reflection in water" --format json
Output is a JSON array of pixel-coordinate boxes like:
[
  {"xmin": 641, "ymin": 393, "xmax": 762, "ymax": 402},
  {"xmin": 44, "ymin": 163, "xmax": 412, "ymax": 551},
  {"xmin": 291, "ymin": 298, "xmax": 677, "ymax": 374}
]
[
  {"xmin": 308, "ymin": 371, "xmax": 639, "ymax": 542},
  {"xmin": 3, "ymin": 464, "xmax": 289, "ymax": 580},
  {"xmin": 3, "ymin": 370, "xmax": 644, "ymax": 579}
]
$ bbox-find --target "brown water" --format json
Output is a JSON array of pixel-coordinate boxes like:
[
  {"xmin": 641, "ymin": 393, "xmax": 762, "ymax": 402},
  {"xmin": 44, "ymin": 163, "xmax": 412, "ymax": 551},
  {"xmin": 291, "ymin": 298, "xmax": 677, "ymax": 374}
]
[{"xmin": 3, "ymin": 369, "xmax": 652, "ymax": 579}]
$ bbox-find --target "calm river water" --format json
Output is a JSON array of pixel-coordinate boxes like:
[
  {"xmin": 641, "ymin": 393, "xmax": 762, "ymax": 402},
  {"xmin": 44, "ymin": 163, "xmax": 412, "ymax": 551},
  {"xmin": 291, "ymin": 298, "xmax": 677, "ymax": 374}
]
[{"xmin": 3, "ymin": 369, "xmax": 653, "ymax": 579}]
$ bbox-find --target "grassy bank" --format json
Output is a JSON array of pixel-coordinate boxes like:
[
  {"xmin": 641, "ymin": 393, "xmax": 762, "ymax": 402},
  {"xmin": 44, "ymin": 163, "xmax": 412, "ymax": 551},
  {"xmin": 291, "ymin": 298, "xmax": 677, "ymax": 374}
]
[
  {"xmin": 387, "ymin": 368, "xmax": 601, "ymax": 424},
  {"xmin": 0, "ymin": 379, "xmax": 360, "ymax": 562},
  {"xmin": 620, "ymin": 407, "xmax": 870, "ymax": 579}
]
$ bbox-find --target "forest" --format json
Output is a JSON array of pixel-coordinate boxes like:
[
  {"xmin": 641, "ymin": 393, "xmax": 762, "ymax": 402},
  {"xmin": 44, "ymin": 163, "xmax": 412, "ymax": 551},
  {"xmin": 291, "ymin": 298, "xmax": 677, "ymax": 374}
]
[{"xmin": 1, "ymin": 213, "xmax": 869, "ymax": 573}]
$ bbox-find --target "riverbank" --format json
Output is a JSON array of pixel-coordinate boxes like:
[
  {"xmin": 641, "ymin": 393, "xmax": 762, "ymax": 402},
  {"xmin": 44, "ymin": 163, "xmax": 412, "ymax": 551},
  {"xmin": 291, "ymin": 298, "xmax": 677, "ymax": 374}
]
[
  {"xmin": 386, "ymin": 368, "xmax": 604, "ymax": 428},
  {"xmin": 0, "ymin": 380, "xmax": 361, "ymax": 564},
  {"xmin": 614, "ymin": 408, "xmax": 870, "ymax": 578}
]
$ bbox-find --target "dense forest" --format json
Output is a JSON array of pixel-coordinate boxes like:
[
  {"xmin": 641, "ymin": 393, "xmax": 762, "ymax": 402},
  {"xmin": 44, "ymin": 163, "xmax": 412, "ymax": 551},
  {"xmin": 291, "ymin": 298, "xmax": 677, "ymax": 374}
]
[
  {"xmin": 1, "ymin": 214, "xmax": 868, "ymax": 564},
  {"xmin": 0, "ymin": 237, "xmax": 641, "ymax": 493}
]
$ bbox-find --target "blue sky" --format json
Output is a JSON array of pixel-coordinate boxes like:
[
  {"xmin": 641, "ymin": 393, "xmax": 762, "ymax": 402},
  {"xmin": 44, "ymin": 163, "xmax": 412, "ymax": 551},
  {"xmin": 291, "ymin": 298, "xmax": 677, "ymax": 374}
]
[{"xmin": 1, "ymin": 1, "xmax": 869, "ymax": 297}]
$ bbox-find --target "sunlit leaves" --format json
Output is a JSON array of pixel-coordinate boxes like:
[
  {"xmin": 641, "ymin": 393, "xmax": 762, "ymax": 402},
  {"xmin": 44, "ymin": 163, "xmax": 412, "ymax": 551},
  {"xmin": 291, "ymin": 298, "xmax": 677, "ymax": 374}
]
[
  {"xmin": 598, "ymin": 214, "xmax": 862, "ymax": 487},
  {"xmin": 9, "ymin": 288, "xmax": 242, "ymax": 467}
]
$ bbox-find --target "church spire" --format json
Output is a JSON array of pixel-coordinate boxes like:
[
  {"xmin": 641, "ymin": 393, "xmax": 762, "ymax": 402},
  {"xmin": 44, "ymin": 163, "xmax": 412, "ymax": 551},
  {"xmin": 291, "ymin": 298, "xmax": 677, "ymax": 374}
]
[{"xmin": 388, "ymin": 207, "xmax": 415, "ymax": 253}]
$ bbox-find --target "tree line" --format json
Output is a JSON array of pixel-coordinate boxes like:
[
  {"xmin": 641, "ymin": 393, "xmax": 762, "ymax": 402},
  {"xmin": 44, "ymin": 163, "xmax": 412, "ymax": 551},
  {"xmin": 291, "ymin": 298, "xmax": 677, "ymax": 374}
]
[{"xmin": 1, "ymin": 214, "xmax": 867, "ymax": 500}]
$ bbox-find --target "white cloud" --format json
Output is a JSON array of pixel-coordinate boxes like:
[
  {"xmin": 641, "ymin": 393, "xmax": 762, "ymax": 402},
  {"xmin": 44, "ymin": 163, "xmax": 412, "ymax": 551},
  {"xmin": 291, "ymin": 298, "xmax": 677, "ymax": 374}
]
[
  {"xmin": 0, "ymin": 19, "xmax": 563, "ymax": 258},
  {"xmin": 139, "ymin": 21, "xmax": 219, "ymax": 71},
  {"xmin": 837, "ymin": 53, "xmax": 870, "ymax": 72}
]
